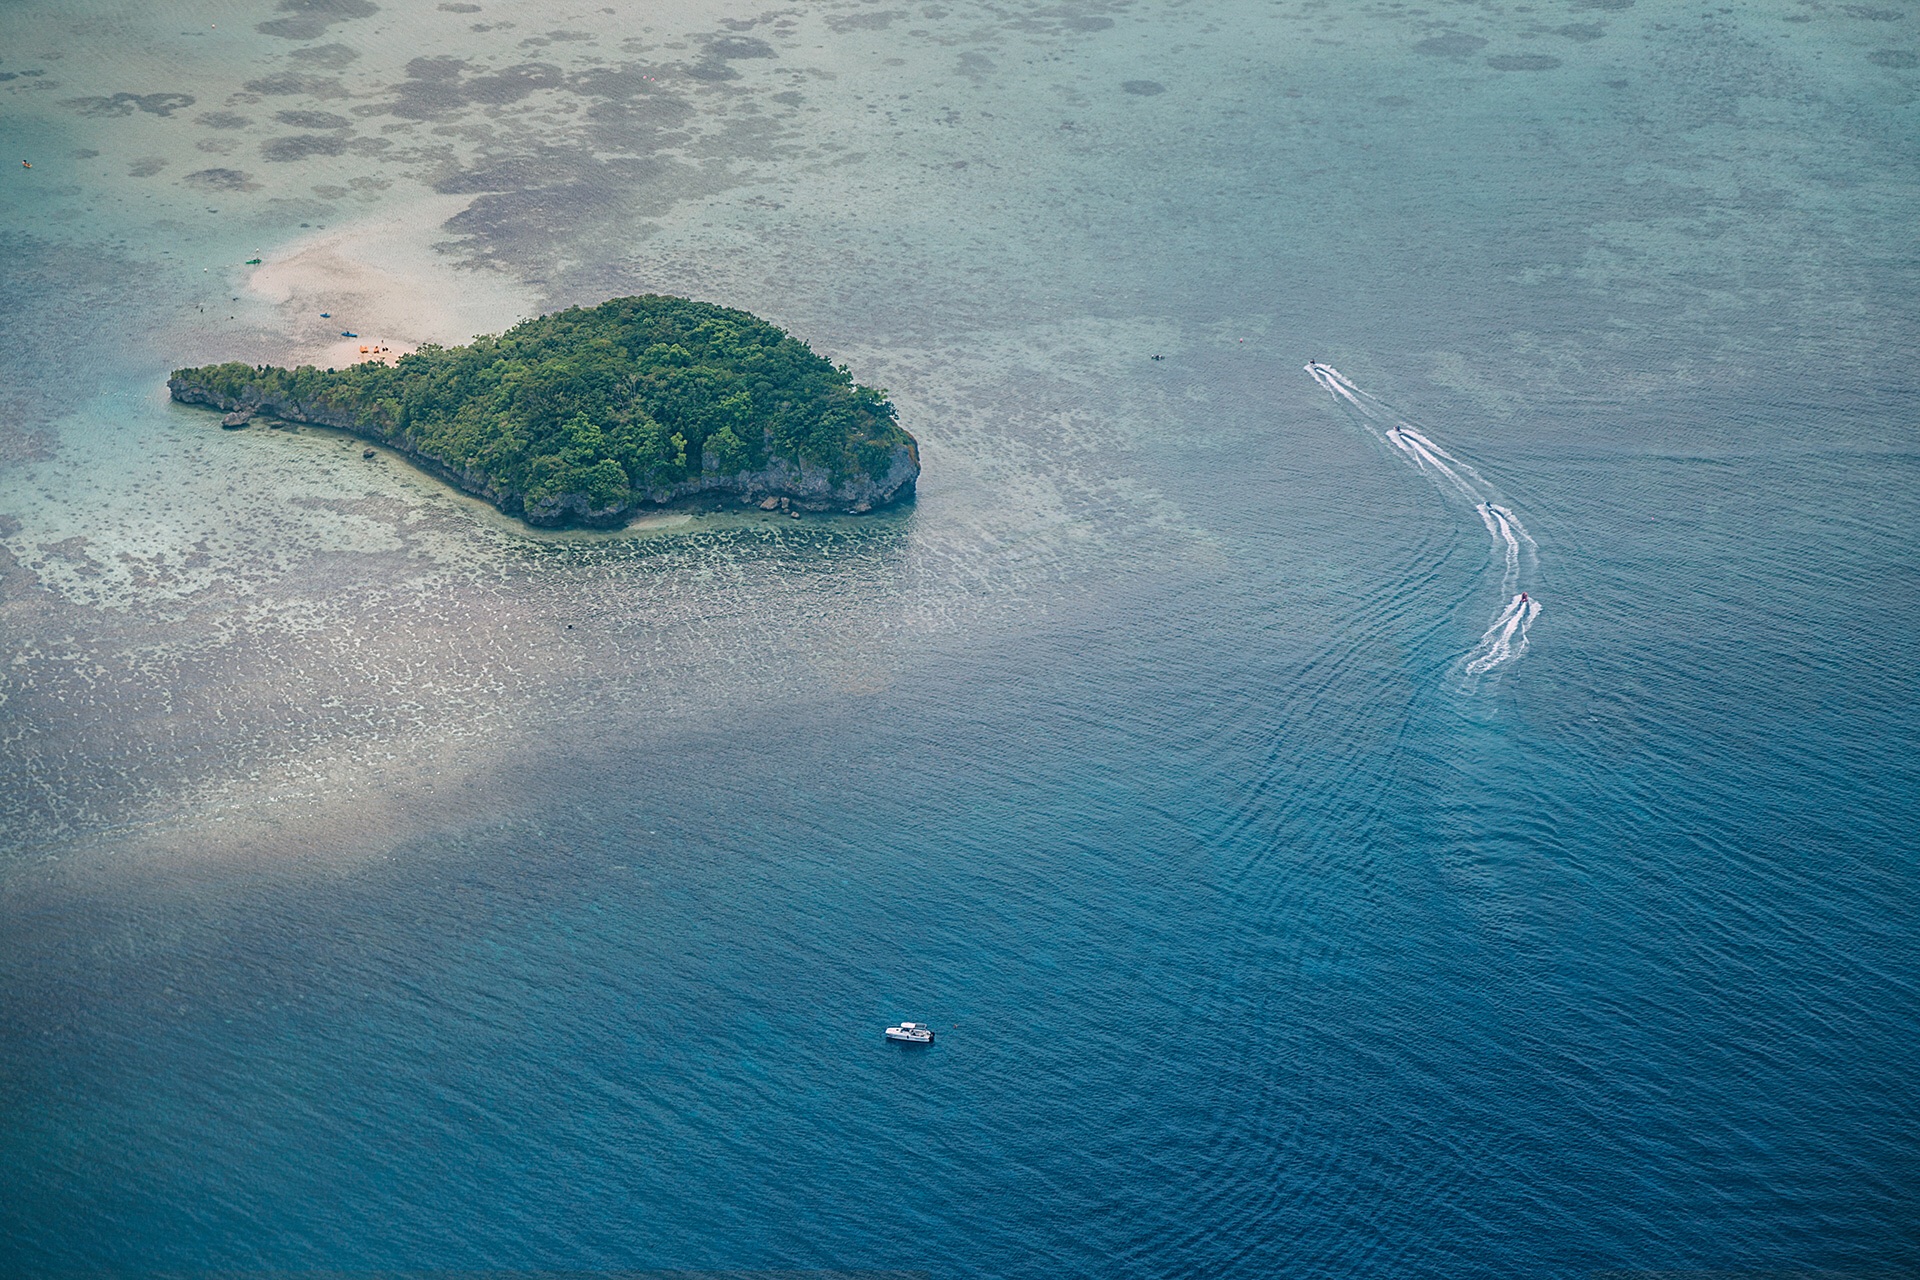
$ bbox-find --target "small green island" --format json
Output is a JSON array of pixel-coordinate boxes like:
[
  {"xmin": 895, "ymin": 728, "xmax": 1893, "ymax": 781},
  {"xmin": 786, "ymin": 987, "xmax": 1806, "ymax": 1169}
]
[{"xmin": 170, "ymin": 295, "xmax": 920, "ymax": 527}]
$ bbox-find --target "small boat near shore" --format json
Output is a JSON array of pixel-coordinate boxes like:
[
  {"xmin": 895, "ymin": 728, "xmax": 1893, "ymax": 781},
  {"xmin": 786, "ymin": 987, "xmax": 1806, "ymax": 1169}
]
[{"xmin": 885, "ymin": 1021, "xmax": 934, "ymax": 1045}]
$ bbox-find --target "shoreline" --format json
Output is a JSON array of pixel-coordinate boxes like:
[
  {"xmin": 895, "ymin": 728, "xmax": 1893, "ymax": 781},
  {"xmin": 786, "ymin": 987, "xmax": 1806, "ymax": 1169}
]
[
  {"xmin": 241, "ymin": 194, "xmax": 541, "ymax": 372},
  {"xmin": 192, "ymin": 412, "xmax": 908, "ymax": 538},
  {"xmin": 172, "ymin": 388, "xmax": 918, "ymax": 530}
]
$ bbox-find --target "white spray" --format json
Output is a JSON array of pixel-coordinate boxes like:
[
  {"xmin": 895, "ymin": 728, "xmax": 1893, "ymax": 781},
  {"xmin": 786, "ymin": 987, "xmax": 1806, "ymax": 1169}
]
[{"xmin": 1305, "ymin": 362, "xmax": 1541, "ymax": 677}]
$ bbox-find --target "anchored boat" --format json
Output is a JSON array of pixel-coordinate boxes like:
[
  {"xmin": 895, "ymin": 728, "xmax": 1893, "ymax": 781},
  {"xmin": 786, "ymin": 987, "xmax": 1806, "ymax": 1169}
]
[{"xmin": 885, "ymin": 1021, "xmax": 934, "ymax": 1045}]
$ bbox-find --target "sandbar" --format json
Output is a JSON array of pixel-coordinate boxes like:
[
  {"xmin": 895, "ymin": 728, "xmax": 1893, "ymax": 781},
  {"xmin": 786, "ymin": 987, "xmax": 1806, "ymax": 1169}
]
[{"xmin": 244, "ymin": 194, "xmax": 540, "ymax": 371}]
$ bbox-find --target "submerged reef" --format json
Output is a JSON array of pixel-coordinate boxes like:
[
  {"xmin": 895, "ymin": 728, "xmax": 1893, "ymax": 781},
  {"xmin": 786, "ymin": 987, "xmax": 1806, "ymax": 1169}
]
[{"xmin": 170, "ymin": 295, "xmax": 920, "ymax": 526}]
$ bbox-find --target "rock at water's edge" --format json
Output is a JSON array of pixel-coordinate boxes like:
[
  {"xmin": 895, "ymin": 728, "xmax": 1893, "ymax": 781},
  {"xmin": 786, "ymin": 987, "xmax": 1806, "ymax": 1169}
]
[{"xmin": 169, "ymin": 376, "xmax": 919, "ymax": 527}]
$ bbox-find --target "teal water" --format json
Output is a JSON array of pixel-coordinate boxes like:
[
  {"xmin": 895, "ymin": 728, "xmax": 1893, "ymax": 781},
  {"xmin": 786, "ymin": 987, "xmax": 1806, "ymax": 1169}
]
[{"xmin": 3, "ymin": 0, "xmax": 1918, "ymax": 1274}]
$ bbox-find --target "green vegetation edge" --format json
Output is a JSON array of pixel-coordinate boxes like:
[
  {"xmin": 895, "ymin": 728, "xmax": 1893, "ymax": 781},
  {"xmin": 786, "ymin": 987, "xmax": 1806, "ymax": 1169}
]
[{"xmin": 169, "ymin": 295, "xmax": 920, "ymax": 527}]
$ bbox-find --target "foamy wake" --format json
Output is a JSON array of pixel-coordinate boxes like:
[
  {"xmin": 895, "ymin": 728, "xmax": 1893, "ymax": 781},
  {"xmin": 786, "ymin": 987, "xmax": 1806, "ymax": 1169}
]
[
  {"xmin": 1306, "ymin": 362, "xmax": 1541, "ymax": 677},
  {"xmin": 1464, "ymin": 592, "xmax": 1541, "ymax": 675}
]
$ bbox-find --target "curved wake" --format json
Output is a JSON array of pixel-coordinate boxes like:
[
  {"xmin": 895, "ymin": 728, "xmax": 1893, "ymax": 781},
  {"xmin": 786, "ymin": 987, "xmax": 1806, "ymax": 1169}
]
[{"xmin": 1306, "ymin": 362, "xmax": 1541, "ymax": 677}]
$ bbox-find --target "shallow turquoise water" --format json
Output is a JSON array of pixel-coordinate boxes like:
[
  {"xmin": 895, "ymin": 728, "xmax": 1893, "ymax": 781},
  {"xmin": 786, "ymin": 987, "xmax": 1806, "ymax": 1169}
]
[{"xmin": 3, "ymin": 0, "xmax": 1917, "ymax": 1274}]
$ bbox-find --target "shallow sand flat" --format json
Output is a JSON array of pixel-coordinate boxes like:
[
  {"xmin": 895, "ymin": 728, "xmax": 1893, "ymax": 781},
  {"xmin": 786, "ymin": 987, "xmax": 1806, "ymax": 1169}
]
[
  {"xmin": 9, "ymin": 0, "xmax": 1909, "ymax": 869},
  {"xmin": 5, "ymin": 0, "xmax": 1919, "ymax": 1272},
  {"xmin": 244, "ymin": 194, "xmax": 538, "ymax": 369}
]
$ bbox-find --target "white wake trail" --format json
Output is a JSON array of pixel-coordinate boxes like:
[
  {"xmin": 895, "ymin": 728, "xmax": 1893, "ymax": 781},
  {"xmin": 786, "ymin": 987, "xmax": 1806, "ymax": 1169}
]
[
  {"xmin": 1464, "ymin": 594, "xmax": 1540, "ymax": 675},
  {"xmin": 1388, "ymin": 427, "xmax": 1481, "ymax": 500},
  {"xmin": 1485, "ymin": 503, "xmax": 1534, "ymax": 549},
  {"xmin": 1306, "ymin": 362, "xmax": 1544, "ymax": 678},
  {"xmin": 1477, "ymin": 503, "xmax": 1521, "ymax": 586}
]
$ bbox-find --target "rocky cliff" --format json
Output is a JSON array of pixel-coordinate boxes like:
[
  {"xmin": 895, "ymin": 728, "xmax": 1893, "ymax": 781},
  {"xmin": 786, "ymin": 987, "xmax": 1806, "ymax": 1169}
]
[
  {"xmin": 169, "ymin": 294, "xmax": 921, "ymax": 529},
  {"xmin": 170, "ymin": 376, "xmax": 920, "ymax": 526}
]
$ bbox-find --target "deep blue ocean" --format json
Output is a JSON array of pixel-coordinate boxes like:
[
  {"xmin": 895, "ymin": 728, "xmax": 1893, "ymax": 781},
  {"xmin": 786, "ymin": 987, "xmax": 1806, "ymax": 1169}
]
[{"xmin": 3, "ymin": 0, "xmax": 1917, "ymax": 1275}]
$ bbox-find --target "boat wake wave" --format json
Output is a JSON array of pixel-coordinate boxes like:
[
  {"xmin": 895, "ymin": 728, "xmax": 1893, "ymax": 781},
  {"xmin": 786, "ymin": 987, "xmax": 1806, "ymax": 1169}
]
[
  {"xmin": 1306, "ymin": 362, "xmax": 1541, "ymax": 678},
  {"xmin": 1464, "ymin": 591, "xmax": 1541, "ymax": 676}
]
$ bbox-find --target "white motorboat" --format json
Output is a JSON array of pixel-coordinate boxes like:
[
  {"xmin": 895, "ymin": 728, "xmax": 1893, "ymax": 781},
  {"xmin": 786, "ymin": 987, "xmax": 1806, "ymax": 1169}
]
[{"xmin": 885, "ymin": 1021, "xmax": 934, "ymax": 1044}]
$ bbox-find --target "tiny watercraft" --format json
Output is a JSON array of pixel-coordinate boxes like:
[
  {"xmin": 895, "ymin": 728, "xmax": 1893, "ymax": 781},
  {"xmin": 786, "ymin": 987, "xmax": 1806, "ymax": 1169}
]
[
  {"xmin": 341, "ymin": 331, "xmax": 357, "ymax": 338},
  {"xmin": 885, "ymin": 1021, "xmax": 934, "ymax": 1045}
]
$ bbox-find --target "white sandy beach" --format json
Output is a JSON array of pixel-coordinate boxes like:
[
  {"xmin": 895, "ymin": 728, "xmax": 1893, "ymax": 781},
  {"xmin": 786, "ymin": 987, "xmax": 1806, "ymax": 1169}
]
[{"xmin": 245, "ymin": 193, "xmax": 539, "ymax": 370}]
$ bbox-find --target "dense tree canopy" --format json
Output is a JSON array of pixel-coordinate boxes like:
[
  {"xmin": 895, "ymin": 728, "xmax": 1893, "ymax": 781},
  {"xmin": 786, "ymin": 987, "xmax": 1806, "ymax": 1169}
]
[{"xmin": 173, "ymin": 296, "xmax": 910, "ymax": 511}]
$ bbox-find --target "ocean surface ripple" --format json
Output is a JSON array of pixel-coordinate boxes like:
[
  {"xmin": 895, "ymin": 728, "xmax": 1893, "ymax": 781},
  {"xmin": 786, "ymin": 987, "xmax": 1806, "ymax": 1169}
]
[{"xmin": 3, "ymin": 0, "xmax": 1918, "ymax": 1276}]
